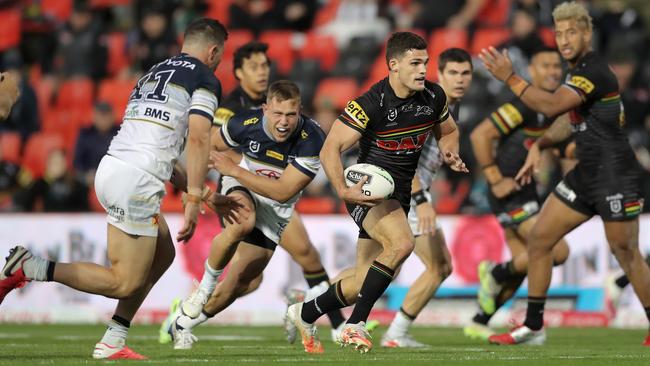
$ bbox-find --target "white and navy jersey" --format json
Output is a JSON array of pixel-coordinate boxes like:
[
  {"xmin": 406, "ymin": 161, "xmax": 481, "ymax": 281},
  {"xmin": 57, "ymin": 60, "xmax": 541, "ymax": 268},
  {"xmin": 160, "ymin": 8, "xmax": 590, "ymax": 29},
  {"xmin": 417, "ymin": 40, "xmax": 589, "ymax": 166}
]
[
  {"xmin": 415, "ymin": 102, "xmax": 460, "ymax": 189},
  {"xmin": 220, "ymin": 109, "xmax": 325, "ymax": 205},
  {"xmin": 108, "ymin": 53, "xmax": 221, "ymax": 181}
]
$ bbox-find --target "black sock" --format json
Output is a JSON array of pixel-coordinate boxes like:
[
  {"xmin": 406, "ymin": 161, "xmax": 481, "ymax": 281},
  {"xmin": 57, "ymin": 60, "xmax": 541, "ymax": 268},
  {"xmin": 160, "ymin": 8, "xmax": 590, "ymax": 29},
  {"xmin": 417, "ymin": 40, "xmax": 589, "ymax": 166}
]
[
  {"xmin": 523, "ymin": 296, "xmax": 546, "ymax": 331},
  {"xmin": 346, "ymin": 261, "xmax": 395, "ymax": 325},
  {"xmin": 46, "ymin": 261, "xmax": 56, "ymax": 282},
  {"xmin": 615, "ymin": 274, "xmax": 630, "ymax": 289},
  {"xmin": 111, "ymin": 314, "xmax": 131, "ymax": 328},
  {"xmin": 300, "ymin": 281, "xmax": 348, "ymax": 324},
  {"xmin": 491, "ymin": 261, "xmax": 519, "ymax": 283},
  {"xmin": 644, "ymin": 306, "xmax": 650, "ymax": 325},
  {"xmin": 303, "ymin": 269, "xmax": 346, "ymax": 328},
  {"xmin": 304, "ymin": 268, "xmax": 329, "ymax": 288}
]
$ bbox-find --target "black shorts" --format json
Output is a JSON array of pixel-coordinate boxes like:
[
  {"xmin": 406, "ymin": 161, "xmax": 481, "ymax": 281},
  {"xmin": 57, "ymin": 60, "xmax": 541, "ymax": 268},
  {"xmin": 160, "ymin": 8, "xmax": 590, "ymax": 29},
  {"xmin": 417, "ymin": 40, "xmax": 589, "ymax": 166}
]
[
  {"xmin": 345, "ymin": 201, "xmax": 410, "ymax": 239},
  {"xmin": 488, "ymin": 183, "xmax": 540, "ymax": 228},
  {"xmin": 553, "ymin": 167, "xmax": 643, "ymax": 221}
]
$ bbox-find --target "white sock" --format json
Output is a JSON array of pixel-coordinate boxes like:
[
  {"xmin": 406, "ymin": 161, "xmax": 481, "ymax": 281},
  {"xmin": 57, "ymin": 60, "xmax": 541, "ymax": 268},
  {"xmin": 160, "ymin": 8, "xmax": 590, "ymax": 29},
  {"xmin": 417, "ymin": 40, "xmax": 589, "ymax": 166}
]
[
  {"xmin": 99, "ymin": 320, "xmax": 128, "ymax": 347},
  {"xmin": 22, "ymin": 255, "xmax": 49, "ymax": 281},
  {"xmin": 177, "ymin": 312, "xmax": 209, "ymax": 330},
  {"xmin": 386, "ymin": 310, "xmax": 414, "ymax": 337},
  {"xmin": 305, "ymin": 281, "xmax": 329, "ymax": 302},
  {"xmin": 199, "ymin": 260, "xmax": 222, "ymax": 294}
]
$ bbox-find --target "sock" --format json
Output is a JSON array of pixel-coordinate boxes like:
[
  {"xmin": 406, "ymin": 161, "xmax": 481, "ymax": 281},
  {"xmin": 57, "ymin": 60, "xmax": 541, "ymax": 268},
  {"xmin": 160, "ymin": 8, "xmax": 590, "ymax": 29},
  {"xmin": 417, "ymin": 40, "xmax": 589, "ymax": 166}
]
[
  {"xmin": 523, "ymin": 296, "xmax": 546, "ymax": 331},
  {"xmin": 99, "ymin": 315, "xmax": 130, "ymax": 347},
  {"xmin": 615, "ymin": 274, "xmax": 630, "ymax": 289},
  {"xmin": 199, "ymin": 260, "xmax": 222, "ymax": 294},
  {"xmin": 301, "ymin": 281, "xmax": 348, "ymax": 324},
  {"xmin": 491, "ymin": 261, "xmax": 520, "ymax": 284},
  {"xmin": 472, "ymin": 309, "xmax": 492, "ymax": 325},
  {"xmin": 302, "ymin": 269, "xmax": 347, "ymax": 329},
  {"xmin": 644, "ymin": 306, "xmax": 650, "ymax": 326},
  {"xmin": 303, "ymin": 268, "xmax": 329, "ymax": 288},
  {"xmin": 346, "ymin": 261, "xmax": 395, "ymax": 325},
  {"xmin": 386, "ymin": 307, "xmax": 416, "ymax": 337},
  {"xmin": 176, "ymin": 310, "xmax": 211, "ymax": 330},
  {"xmin": 21, "ymin": 255, "xmax": 52, "ymax": 282}
]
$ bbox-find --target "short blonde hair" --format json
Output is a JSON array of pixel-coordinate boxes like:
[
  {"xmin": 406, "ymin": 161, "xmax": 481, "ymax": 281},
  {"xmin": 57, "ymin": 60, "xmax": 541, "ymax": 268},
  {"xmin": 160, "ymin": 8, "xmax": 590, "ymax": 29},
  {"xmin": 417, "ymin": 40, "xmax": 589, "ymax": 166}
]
[{"xmin": 552, "ymin": 1, "xmax": 593, "ymax": 31}]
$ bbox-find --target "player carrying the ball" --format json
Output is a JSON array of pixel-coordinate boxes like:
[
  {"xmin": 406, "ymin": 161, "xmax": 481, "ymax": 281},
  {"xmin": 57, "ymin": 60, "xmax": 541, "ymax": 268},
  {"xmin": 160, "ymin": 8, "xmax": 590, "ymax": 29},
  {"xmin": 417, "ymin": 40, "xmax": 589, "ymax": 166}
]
[{"xmin": 285, "ymin": 31, "xmax": 468, "ymax": 353}]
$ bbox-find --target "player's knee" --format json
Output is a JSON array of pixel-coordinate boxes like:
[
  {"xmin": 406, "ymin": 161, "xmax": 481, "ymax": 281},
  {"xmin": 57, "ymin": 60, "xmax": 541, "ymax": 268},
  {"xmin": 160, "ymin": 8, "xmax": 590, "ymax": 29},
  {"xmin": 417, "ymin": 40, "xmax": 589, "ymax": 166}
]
[
  {"xmin": 393, "ymin": 240, "xmax": 415, "ymax": 262},
  {"xmin": 551, "ymin": 240, "xmax": 569, "ymax": 266},
  {"xmin": 609, "ymin": 239, "xmax": 635, "ymax": 263},
  {"xmin": 439, "ymin": 261, "xmax": 453, "ymax": 280},
  {"xmin": 112, "ymin": 280, "xmax": 145, "ymax": 299}
]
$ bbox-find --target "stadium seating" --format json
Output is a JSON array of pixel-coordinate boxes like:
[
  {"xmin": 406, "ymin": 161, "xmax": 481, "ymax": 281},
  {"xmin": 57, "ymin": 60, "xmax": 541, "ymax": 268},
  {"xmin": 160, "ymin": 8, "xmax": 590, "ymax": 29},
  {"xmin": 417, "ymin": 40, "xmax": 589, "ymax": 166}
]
[
  {"xmin": 0, "ymin": 132, "xmax": 22, "ymax": 164},
  {"xmin": 41, "ymin": 108, "xmax": 89, "ymax": 148},
  {"xmin": 22, "ymin": 133, "xmax": 65, "ymax": 178},
  {"xmin": 470, "ymin": 28, "xmax": 511, "ymax": 55},
  {"xmin": 205, "ymin": 0, "xmax": 232, "ymax": 26},
  {"xmin": 0, "ymin": 8, "xmax": 21, "ymax": 51},
  {"xmin": 476, "ymin": 0, "xmax": 511, "ymax": 27},
  {"xmin": 295, "ymin": 197, "xmax": 336, "ymax": 214},
  {"xmin": 427, "ymin": 28, "xmax": 470, "ymax": 80},
  {"xmin": 161, "ymin": 183, "xmax": 184, "ymax": 213},
  {"xmin": 223, "ymin": 30, "xmax": 255, "ymax": 59},
  {"xmin": 56, "ymin": 78, "xmax": 95, "ymax": 112},
  {"xmin": 98, "ymin": 78, "xmax": 136, "ymax": 120},
  {"xmin": 106, "ymin": 32, "xmax": 129, "ymax": 76},
  {"xmin": 314, "ymin": 77, "xmax": 358, "ymax": 110},
  {"xmin": 41, "ymin": 0, "xmax": 73, "ymax": 21},
  {"xmin": 313, "ymin": 0, "xmax": 340, "ymax": 27},
  {"xmin": 539, "ymin": 27, "xmax": 557, "ymax": 47},
  {"xmin": 259, "ymin": 31, "xmax": 296, "ymax": 75},
  {"xmin": 298, "ymin": 33, "xmax": 339, "ymax": 72},
  {"xmin": 214, "ymin": 56, "xmax": 237, "ymax": 95}
]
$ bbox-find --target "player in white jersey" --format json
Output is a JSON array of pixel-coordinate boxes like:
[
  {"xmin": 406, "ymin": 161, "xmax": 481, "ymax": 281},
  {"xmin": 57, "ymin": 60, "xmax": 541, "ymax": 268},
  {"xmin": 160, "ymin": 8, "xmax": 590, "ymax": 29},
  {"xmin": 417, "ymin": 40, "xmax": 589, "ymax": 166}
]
[
  {"xmin": 380, "ymin": 48, "xmax": 474, "ymax": 347},
  {"xmin": 0, "ymin": 19, "xmax": 243, "ymax": 360}
]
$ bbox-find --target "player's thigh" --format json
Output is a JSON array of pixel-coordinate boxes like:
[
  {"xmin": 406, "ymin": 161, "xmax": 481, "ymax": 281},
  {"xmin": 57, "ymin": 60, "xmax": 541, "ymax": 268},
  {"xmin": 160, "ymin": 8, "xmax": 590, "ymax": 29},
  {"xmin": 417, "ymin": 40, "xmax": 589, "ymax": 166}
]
[
  {"xmin": 413, "ymin": 230, "xmax": 450, "ymax": 270},
  {"xmin": 364, "ymin": 199, "xmax": 414, "ymax": 249},
  {"xmin": 604, "ymin": 219, "xmax": 639, "ymax": 252},
  {"xmin": 152, "ymin": 214, "xmax": 175, "ymax": 270},
  {"xmin": 106, "ymin": 224, "xmax": 157, "ymax": 287},
  {"xmin": 278, "ymin": 212, "xmax": 316, "ymax": 259},
  {"xmin": 221, "ymin": 190, "xmax": 257, "ymax": 237},
  {"xmin": 224, "ymin": 241, "xmax": 274, "ymax": 288},
  {"xmin": 529, "ymin": 194, "xmax": 589, "ymax": 249}
]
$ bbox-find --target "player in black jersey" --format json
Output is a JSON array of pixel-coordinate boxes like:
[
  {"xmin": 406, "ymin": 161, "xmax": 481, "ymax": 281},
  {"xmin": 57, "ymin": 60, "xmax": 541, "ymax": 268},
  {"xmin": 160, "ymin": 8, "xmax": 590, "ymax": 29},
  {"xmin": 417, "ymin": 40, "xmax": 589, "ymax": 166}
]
[
  {"xmin": 481, "ymin": 2, "xmax": 650, "ymax": 346},
  {"xmin": 465, "ymin": 47, "xmax": 570, "ymax": 340},
  {"xmin": 285, "ymin": 32, "xmax": 468, "ymax": 353}
]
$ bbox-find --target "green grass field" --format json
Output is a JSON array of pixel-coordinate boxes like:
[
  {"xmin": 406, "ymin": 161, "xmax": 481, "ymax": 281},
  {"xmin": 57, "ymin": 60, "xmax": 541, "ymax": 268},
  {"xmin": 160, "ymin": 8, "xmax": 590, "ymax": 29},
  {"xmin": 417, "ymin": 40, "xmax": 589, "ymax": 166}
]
[{"xmin": 0, "ymin": 324, "xmax": 648, "ymax": 365}]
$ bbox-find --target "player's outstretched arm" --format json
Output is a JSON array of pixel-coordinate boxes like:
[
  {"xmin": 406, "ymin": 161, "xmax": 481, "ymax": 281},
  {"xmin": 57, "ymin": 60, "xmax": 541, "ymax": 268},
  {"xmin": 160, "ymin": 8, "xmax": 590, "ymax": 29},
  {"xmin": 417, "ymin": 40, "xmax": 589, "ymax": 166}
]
[
  {"xmin": 434, "ymin": 117, "xmax": 468, "ymax": 173},
  {"xmin": 177, "ymin": 113, "xmax": 212, "ymax": 242},
  {"xmin": 515, "ymin": 113, "xmax": 572, "ymax": 184},
  {"xmin": 209, "ymin": 150, "xmax": 313, "ymax": 203},
  {"xmin": 479, "ymin": 47, "xmax": 582, "ymax": 118},
  {"xmin": 210, "ymin": 124, "xmax": 232, "ymax": 152},
  {"xmin": 471, "ymin": 118, "xmax": 520, "ymax": 197},
  {"xmin": 320, "ymin": 119, "xmax": 382, "ymax": 206}
]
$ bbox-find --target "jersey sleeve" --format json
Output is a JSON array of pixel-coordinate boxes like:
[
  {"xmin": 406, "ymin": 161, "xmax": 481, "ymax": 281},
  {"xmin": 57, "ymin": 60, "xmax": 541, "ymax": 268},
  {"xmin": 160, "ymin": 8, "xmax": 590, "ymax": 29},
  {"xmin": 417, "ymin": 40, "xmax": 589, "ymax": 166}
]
[
  {"xmin": 290, "ymin": 122, "xmax": 326, "ymax": 178},
  {"xmin": 489, "ymin": 99, "xmax": 529, "ymax": 136},
  {"xmin": 213, "ymin": 106, "xmax": 235, "ymax": 126},
  {"xmin": 430, "ymin": 83, "xmax": 450, "ymax": 123},
  {"xmin": 338, "ymin": 90, "xmax": 377, "ymax": 133},
  {"xmin": 220, "ymin": 116, "xmax": 245, "ymax": 148},
  {"xmin": 564, "ymin": 63, "xmax": 605, "ymax": 102},
  {"xmin": 189, "ymin": 71, "xmax": 221, "ymax": 121}
]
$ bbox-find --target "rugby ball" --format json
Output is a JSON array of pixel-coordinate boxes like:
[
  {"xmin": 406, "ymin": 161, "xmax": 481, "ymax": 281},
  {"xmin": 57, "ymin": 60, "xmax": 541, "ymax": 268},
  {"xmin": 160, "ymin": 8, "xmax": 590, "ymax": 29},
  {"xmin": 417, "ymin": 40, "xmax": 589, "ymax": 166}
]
[{"xmin": 344, "ymin": 163, "xmax": 395, "ymax": 199}]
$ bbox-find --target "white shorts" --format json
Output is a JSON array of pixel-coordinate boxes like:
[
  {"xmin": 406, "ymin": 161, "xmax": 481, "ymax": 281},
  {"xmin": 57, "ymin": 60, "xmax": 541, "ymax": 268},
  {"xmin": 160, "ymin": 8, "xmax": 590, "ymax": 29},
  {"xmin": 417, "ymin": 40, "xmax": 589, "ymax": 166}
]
[
  {"xmin": 94, "ymin": 155, "xmax": 165, "ymax": 237},
  {"xmin": 220, "ymin": 175, "xmax": 293, "ymax": 247},
  {"xmin": 408, "ymin": 190, "xmax": 442, "ymax": 236}
]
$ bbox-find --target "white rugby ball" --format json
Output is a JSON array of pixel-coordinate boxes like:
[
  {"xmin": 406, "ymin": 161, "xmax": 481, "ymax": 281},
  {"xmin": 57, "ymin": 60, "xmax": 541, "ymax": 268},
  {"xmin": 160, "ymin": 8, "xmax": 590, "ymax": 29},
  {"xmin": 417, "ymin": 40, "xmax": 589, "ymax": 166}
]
[{"xmin": 344, "ymin": 163, "xmax": 395, "ymax": 199}]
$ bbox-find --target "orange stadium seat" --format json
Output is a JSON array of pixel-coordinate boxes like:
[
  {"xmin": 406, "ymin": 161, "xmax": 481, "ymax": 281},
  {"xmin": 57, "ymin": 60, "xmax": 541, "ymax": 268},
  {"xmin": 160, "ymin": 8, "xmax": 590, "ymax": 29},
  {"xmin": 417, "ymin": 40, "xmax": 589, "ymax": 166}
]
[
  {"xmin": 259, "ymin": 31, "xmax": 296, "ymax": 75},
  {"xmin": 22, "ymin": 133, "xmax": 65, "ymax": 178},
  {"xmin": 107, "ymin": 32, "xmax": 129, "ymax": 76},
  {"xmin": 56, "ymin": 78, "xmax": 95, "ymax": 111},
  {"xmin": 205, "ymin": 0, "xmax": 232, "ymax": 26},
  {"xmin": 313, "ymin": 0, "xmax": 340, "ymax": 27},
  {"xmin": 476, "ymin": 0, "xmax": 511, "ymax": 27},
  {"xmin": 0, "ymin": 132, "xmax": 22, "ymax": 164},
  {"xmin": 90, "ymin": 0, "xmax": 131, "ymax": 7},
  {"xmin": 299, "ymin": 33, "xmax": 339, "ymax": 72},
  {"xmin": 314, "ymin": 77, "xmax": 358, "ymax": 110},
  {"xmin": 98, "ymin": 78, "xmax": 135, "ymax": 120},
  {"xmin": 470, "ymin": 28, "xmax": 511, "ymax": 55},
  {"xmin": 223, "ymin": 30, "xmax": 254, "ymax": 59},
  {"xmin": 0, "ymin": 9, "xmax": 21, "ymax": 51},
  {"xmin": 215, "ymin": 56, "xmax": 237, "ymax": 95},
  {"xmin": 295, "ymin": 197, "xmax": 336, "ymax": 214},
  {"xmin": 41, "ymin": 0, "xmax": 73, "ymax": 21},
  {"xmin": 539, "ymin": 27, "xmax": 556, "ymax": 47},
  {"xmin": 427, "ymin": 28, "xmax": 469, "ymax": 80}
]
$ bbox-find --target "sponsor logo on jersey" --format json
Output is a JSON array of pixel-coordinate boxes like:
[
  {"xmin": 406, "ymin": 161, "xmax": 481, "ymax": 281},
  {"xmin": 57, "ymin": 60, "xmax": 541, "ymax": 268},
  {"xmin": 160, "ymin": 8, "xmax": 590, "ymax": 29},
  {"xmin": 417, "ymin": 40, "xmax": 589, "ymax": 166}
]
[
  {"xmin": 387, "ymin": 108, "xmax": 398, "ymax": 121},
  {"xmin": 266, "ymin": 150, "xmax": 284, "ymax": 161},
  {"xmin": 376, "ymin": 132, "xmax": 430, "ymax": 152},
  {"xmin": 345, "ymin": 100, "xmax": 369, "ymax": 128},
  {"xmin": 568, "ymin": 75, "xmax": 595, "ymax": 94},
  {"xmin": 346, "ymin": 170, "xmax": 372, "ymax": 185},
  {"xmin": 300, "ymin": 130, "xmax": 308, "ymax": 139},
  {"xmin": 144, "ymin": 107, "xmax": 171, "ymax": 122},
  {"xmin": 155, "ymin": 58, "xmax": 196, "ymax": 70},
  {"xmin": 555, "ymin": 181, "xmax": 577, "ymax": 202},
  {"xmin": 244, "ymin": 116, "xmax": 260, "ymax": 125},
  {"xmin": 107, "ymin": 205, "xmax": 125, "ymax": 223},
  {"xmin": 249, "ymin": 140, "xmax": 260, "ymax": 153},
  {"xmin": 214, "ymin": 108, "xmax": 235, "ymax": 125},
  {"xmin": 415, "ymin": 105, "xmax": 434, "ymax": 117}
]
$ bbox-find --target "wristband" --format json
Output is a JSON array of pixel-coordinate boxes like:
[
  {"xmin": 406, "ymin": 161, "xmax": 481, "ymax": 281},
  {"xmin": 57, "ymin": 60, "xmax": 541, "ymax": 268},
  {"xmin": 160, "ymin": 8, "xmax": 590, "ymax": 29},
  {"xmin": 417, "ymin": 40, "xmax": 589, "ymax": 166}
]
[
  {"xmin": 506, "ymin": 74, "xmax": 530, "ymax": 97},
  {"xmin": 186, "ymin": 194, "xmax": 202, "ymax": 204},
  {"xmin": 412, "ymin": 190, "xmax": 427, "ymax": 205}
]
